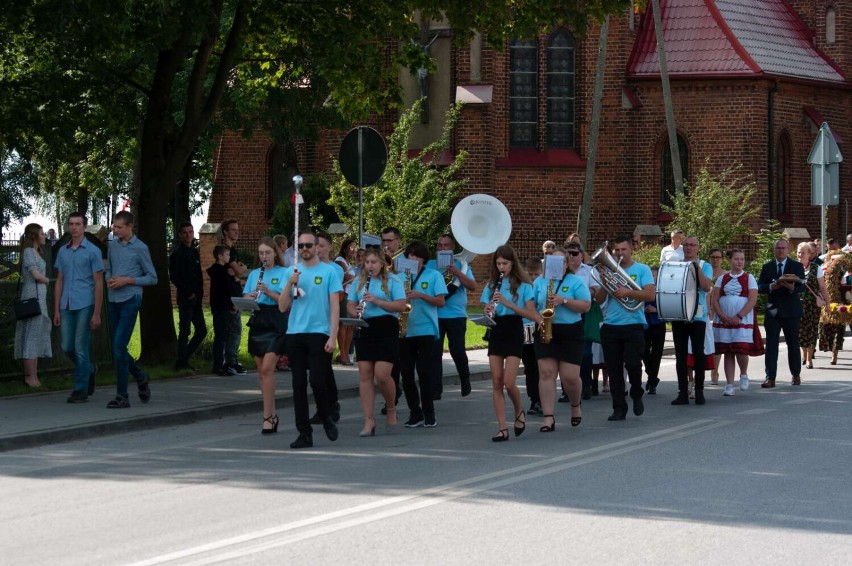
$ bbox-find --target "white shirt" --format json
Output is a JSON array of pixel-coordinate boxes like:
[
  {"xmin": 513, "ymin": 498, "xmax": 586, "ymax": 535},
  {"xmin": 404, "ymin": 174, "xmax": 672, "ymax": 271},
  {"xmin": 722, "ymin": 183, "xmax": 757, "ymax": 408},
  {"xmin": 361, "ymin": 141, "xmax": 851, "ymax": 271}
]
[{"xmin": 660, "ymin": 244, "xmax": 684, "ymax": 262}]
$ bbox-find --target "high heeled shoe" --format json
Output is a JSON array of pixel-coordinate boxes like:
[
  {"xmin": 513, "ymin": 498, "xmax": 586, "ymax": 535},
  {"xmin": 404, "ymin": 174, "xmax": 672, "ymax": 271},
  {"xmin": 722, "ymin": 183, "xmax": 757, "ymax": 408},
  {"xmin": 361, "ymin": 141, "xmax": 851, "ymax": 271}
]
[
  {"xmin": 492, "ymin": 428, "xmax": 509, "ymax": 442},
  {"xmin": 571, "ymin": 402, "xmax": 582, "ymax": 427},
  {"xmin": 360, "ymin": 417, "xmax": 376, "ymax": 437},
  {"xmin": 261, "ymin": 415, "xmax": 279, "ymax": 435},
  {"xmin": 539, "ymin": 414, "xmax": 556, "ymax": 432},
  {"xmin": 514, "ymin": 410, "xmax": 526, "ymax": 437}
]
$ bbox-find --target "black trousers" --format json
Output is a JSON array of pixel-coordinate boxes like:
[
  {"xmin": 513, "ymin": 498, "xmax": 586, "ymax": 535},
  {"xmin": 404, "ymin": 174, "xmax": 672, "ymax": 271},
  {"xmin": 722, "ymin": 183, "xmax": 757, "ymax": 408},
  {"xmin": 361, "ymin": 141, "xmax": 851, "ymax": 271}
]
[
  {"xmin": 642, "ymin": 323, "xmax": 666, "ymax": 381},
  {"xmin": 764, "ymin": 315, "xmax": 801, "ymax": 380},
  {"xmin": 521, "ymin": 343, "xmax": 540, "ymax": 402},
  {"xmin": 287, "ymin": 333, "xmax": 332, "ymax": 434},
  {"xmin": 177, "ymin": 296, "xmax": 208, "ymax": 364},
  {"xmin": 672, "ymin": 320, "xmax": 706, "ymax": 392},
  {"xmin": 601, "ymin": 324, "xmax": 645, "ymax": 412},
  {"xmin": 431, "ymin": 317, "xmax": 470, "ymax": 397},
  {"xmin": 401, "ymin": 335, "xmax": 436, "ymax": 419}
]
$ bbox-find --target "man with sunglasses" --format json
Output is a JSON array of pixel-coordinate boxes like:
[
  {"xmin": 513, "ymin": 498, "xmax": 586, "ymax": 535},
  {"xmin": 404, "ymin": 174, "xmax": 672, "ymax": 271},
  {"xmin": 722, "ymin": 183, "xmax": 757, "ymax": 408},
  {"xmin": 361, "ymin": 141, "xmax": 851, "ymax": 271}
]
[
  {"xmin": 669, "ymin": 236, "xmax": 714, "ymax": 405},
  {"xmin": 279, "ymin": 231, "xmax": 343, "ymax": 449},
  {"xmin": 565, "ymin": 242, "xmax": 600, "ymax": 400}
]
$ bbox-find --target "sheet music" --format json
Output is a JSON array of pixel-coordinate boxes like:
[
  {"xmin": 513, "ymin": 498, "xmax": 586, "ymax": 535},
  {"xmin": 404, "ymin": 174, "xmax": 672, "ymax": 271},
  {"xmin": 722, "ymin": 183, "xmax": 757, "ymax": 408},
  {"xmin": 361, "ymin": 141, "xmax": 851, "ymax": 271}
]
[
  {"xmin": 544, "ymin": 255, "xmax": 564, "ymax": 280},
  {"xmin": 437, "ymin": 250, "xmax": 453, "ymax": 270}
]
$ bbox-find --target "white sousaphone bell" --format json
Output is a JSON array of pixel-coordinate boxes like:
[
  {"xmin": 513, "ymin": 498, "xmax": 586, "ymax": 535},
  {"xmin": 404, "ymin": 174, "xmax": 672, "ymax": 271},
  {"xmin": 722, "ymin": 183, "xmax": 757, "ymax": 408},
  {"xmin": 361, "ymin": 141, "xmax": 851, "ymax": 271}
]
[{"xmin": 451, "ymin": 193, "xmax": 513, "ymax": 327}]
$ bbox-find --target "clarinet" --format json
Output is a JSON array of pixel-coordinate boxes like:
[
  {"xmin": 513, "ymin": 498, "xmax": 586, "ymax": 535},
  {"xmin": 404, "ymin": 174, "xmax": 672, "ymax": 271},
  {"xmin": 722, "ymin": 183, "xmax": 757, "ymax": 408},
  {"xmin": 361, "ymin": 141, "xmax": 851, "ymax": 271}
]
[
  {"xmin": 355, "ymin": 272, "xmax": 371, "ymax": 338},
  {"xmin": 254, "ymin": 261, "xmax": 267, "ymax": 303},
  {"xmin": 485, "ymin": 272, "xmax": 504, "ymax": 325}
]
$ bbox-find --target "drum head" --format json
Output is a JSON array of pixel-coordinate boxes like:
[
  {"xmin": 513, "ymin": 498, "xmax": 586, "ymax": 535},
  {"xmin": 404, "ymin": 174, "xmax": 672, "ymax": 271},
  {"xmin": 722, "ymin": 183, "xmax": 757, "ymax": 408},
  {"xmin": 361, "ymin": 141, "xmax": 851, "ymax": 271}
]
[{"xmin": 656, "ymin": 261, "xmax": 699, "ymax": 321}]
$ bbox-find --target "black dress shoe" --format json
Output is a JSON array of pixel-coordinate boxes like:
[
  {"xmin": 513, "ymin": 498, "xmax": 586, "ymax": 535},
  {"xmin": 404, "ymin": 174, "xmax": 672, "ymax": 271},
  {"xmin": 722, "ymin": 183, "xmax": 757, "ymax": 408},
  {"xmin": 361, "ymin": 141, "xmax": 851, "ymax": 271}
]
[
  {"xmin": 332, "ymin": 401, "xmax": 341, "ymax": 423},
  {"xmin": 607, "ymin": 410, "xmax": 627, "ymax": 421},
  {"xmin": 694, "ymin": 389, "xmax": 706, "ymax": 405},
  {"xmin": 581, "ymin": 387, "xmax": 592, "ymax": 401},
  {"xmin": 632, "ymin": 395, "xmax": 644, "ymax": 416},
  {"xmin": 309, "ymin": 411, "xmax": 322, "ymax": 424},
  {"xmin": 290, "ymin": 433, "xmax": 313, "ymax": 449},
  {"xmin": 460, "ymin": 377, "xmax": 472, "ymax": 397},
  {"xmin": 324, "ymin": 419, "xmax": 339, "ymax": 441},
  {"xmin": 671, "ymin": 392, "xmax": 689, "ymax": 405}
]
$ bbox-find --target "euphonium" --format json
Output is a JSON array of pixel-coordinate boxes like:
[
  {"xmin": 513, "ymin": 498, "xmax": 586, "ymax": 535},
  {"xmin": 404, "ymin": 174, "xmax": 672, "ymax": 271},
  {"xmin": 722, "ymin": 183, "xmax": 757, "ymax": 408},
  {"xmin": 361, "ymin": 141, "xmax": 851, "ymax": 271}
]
[
  {"xmin": 590, "ymin": 241, "xmax": 644, "ymax": 311},
  {"xmin": 540, "ymin": 278, "xmax": 556, "ymax": 344},
  {"xmin": 484, "ymin": 272, "xmax": 504, "ymax": 326},
  {"xmin": 399, "ymin": 269, "xmax": 413, "ymax": 337}
]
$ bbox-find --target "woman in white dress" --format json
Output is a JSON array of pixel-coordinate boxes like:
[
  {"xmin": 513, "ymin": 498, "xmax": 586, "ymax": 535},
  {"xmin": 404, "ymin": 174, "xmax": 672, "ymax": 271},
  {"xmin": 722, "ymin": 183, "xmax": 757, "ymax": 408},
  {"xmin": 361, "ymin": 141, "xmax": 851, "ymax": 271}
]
[
  {"xmin": 14, "ymin": 223, "xmax": 52, "ymax": 387},
  {"xmin": 711, "ymin": 249, "xmax": 764, "ymax": 396}
]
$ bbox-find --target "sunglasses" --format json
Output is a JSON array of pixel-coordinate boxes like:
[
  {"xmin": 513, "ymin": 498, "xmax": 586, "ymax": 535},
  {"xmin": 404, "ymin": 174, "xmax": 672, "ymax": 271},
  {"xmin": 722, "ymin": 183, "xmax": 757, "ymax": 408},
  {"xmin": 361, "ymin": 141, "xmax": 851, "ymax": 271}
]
[
  {"xmin": 567, "ymin": 250, "xmax": 581, "ymax": 256},
  {"xmin": 297, "ymin": 243, "xmax": 315, "ymax": 249}
]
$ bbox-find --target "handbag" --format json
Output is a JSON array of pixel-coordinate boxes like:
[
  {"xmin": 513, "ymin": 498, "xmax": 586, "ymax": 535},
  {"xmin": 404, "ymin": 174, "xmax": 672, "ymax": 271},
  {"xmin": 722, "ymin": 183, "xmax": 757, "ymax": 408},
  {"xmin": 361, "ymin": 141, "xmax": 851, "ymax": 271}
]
[
  {"xmin": 14, "ymin": 277, "xmax": 42, "ymax": 321},
  {"xmin": 583, "ymin": 301, "xmax": 603, "ymax": 343}
]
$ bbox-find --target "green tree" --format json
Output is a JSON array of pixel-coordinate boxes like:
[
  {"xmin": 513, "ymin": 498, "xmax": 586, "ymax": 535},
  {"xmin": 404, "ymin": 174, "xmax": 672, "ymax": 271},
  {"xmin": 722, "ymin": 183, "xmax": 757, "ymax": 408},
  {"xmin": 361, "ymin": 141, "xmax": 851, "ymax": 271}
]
[
  {"xmin": 328, "ymin": 100, "xmax": 467, "ymax": 246},
  {"xmin": 665, "ymin": 160, "xmax": 761, "ymax": 255}
]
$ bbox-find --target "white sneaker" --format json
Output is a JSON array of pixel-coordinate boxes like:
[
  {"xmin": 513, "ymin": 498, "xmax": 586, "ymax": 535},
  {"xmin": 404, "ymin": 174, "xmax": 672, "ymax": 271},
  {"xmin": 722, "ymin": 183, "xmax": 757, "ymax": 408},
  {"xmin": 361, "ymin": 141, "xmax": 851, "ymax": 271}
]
[
  {"xmin": 688, "ymin": 386, "xmax": 695, "ymax": 400},
  {"xmin": 740, "ymin": 375, "xmax": 749, "ymax": 391},
  {"xmin": 724, "ymin": 384, "xmax": 735, "ymax": 396}
]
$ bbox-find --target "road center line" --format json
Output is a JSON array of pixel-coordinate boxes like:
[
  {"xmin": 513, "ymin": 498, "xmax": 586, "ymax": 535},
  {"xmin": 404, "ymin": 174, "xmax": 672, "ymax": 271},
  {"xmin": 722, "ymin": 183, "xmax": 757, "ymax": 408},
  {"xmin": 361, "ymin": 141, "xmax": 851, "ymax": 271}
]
[{"xmin": 127, "ymin": 419, "xmax": 728, "ymax": 566}]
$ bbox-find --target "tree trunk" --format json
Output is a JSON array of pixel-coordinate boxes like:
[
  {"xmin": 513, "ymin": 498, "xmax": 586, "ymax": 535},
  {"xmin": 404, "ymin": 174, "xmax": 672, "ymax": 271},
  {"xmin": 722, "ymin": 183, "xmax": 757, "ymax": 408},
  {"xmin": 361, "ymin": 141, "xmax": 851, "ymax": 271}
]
[
  {"xmin": 578, "ymin": 16, "xmax": 609, "ymax": 247},
  {"xmin": 651, "ymin": 0, "xmax": 683, "ymax": 194},
  {"xmin": 172, "ymin": 153, "xmax": 192, "ymax": 229}
]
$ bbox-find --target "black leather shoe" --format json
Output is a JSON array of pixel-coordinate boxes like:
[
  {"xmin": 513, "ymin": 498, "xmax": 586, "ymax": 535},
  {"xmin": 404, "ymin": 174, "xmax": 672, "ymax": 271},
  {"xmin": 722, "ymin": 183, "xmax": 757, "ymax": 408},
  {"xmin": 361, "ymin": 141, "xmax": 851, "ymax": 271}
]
[
  {"xmin": 607, "ymin": 410, "xmax": 627, "ymax": 421},
  {"xmin": 137, "ymin": 373, "xmax": 151, "ymax": 404},
  {"xmin": 460, "ymin": 377, "xmax": 471, "ymax": 397},
  {"xmin": 331, "ymin": 401, "xmax": 341, "ymax": 424},
  {"xmin": 671, "ymin": 392, "xmax": 689, "ymax": 405},
  {"xmin": 324, "ymin": 419, "xmax": 339, "ymax": 442},
  {"xmin": 309, "ymin": 412, "xmax": 322, "ymax": 424},
  {"xmin": 290, "ymin": 433, "xmax": 313, "ymax": 449},
  {"xmin": 645, "ymin": 377, "xmax": 660, "ymax": 393},
  {"xmin": 581, "ymin": 387, "xmax": 592, "ymax": 401},
  {"xmin": 632, "ymin": 394, "xmax": 644, "ymax": 416},
  {"xmin": 694, "ymin": 389, "xmax": 706, "ymax": 405}
]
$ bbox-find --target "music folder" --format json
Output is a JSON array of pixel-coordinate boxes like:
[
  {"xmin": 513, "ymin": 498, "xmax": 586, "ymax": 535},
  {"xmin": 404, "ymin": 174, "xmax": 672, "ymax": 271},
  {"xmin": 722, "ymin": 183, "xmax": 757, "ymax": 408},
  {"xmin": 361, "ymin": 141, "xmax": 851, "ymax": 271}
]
[
  {"xmin": 340, "ymin": 317, "xmax": 369, "ymax": 328},
  {"xmin": 470, "ymin": 315, "xmax": 496, "ymax": 327},
  {"xmin": 231, "ymin": 297, "xmax": 261, "ymax": 312}
]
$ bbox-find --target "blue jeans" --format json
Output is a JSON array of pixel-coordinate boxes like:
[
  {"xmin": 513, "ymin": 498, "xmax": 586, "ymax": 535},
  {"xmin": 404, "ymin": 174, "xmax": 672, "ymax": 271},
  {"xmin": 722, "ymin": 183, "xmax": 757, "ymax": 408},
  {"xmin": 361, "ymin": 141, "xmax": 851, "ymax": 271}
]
[
  {"xmin": 108, "ymin": 295, "xmax": 144, "ymax": 397},
  {"xmin": 60, "ymin": 305, "xmax": 94, "ymax": 393}
]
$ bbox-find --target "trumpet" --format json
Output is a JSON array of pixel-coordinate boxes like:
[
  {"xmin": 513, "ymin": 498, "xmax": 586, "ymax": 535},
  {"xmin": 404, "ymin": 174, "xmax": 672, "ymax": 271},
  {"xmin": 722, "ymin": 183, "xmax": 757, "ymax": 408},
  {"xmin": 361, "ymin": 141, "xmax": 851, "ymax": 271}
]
[
  {"xmin": 590, "ymin": 242, "xmax": 644, "ymax": 311},
  {"xmin": 540, "ymin": 279, "xmax": 556, "ymax": 344},
  {"xmin": 399, "ymin": 269, "xmax": 413, "ymax": 337},
  {"xmin": 484, "ymin": 272, "xmax": 504, "ymax": 326}
]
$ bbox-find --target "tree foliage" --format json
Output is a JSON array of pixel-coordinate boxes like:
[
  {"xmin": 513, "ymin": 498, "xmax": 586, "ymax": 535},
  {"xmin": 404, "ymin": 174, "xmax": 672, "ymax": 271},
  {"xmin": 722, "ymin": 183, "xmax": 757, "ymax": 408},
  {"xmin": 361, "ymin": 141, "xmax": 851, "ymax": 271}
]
[
  {"xmin": 328, "ymin": 100, "xmax": 467, "ymax": 246},
  {"xmin": 664, "ymin": 160, "xmax": 761, "ymax": 256}
]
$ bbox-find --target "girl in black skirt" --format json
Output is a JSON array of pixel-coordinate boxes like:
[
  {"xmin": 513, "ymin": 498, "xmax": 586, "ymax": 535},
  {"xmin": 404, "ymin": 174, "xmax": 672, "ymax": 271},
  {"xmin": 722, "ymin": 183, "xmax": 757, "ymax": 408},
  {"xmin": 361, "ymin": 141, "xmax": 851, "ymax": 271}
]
[
  {"xmin": 242, "ymin": 237, "xmax": 288, "ymax": 434},
  {"xmin": 480, "ymin": 245, "xmax": 538, "ymax": 442},
  {"xmin": 346, "ymin": 249, "xmax": 407, "ymax": 435},
  {"xmin": 532, "ymin": 247, "xmax": 591, "ymax": 432}
]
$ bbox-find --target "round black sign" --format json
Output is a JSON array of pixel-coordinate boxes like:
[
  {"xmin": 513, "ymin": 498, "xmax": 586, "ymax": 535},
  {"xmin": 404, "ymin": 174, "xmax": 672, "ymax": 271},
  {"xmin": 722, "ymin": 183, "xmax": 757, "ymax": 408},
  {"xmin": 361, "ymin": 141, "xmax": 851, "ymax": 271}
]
[{"xmin": 339, "ymin": 126, "xmax": 388, "ymax": 187}]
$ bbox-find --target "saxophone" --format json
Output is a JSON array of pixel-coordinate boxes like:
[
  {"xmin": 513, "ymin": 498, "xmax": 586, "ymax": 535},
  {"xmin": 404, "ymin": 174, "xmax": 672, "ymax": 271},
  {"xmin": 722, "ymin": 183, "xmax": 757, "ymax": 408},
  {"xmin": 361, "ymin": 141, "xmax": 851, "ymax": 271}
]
[
  {"xmin": 484, "ymin": 273, "xmax": 504, "ymax": 326},
  {"xmin": 540, "ymin": 278, "xmax": 556, "ymax": 344},
  {"xmin": 355, "ymin": 273, "xmax": 371, "ymax": 338},
  {"xmin": 398, "ymin": 269, "xmax": 413, "ymax": 337}
]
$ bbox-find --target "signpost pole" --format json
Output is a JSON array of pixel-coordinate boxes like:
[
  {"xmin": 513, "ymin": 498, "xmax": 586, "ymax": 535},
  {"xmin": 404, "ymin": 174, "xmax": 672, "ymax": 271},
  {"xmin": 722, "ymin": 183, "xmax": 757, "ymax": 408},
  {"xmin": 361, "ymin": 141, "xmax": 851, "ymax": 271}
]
[{"xmin": 357, "ymin": 126, "xmax": 364, "ymax": 248}]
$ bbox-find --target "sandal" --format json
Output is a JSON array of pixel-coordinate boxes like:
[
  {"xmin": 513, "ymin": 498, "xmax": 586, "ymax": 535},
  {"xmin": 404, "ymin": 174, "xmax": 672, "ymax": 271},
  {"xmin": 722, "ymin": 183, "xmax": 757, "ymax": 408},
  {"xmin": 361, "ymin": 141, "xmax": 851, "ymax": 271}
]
[
  {"xmin": 513, "ymin": 410, "xmax": 526, "ymax": 437},
  {"xmin": 492, "ymin": 428, "xmax": 509, "ymax": 442},
  {"xmin": 571, "ymin": 402, "xmax": 582, "ymax": 427},
  {"xmin": 539, "ymin": 414, "xmax": 556, "ymax": 433}
]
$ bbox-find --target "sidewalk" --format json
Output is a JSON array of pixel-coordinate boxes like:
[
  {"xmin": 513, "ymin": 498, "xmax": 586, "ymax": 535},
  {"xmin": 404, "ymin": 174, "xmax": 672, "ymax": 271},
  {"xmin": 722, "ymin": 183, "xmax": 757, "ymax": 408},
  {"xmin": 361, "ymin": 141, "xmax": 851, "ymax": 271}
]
[{"xmin": 0, "ymin": 328, "xmax": 737, "ymax": 452}]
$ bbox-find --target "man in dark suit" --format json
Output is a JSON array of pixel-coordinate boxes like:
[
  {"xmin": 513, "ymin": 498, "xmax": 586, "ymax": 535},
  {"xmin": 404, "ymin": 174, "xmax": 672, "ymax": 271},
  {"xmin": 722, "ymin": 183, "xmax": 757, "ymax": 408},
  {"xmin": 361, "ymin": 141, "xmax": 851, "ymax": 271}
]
[{"xmin": 757, "ymin": 238, "xmax": 805, "ymax": 387}]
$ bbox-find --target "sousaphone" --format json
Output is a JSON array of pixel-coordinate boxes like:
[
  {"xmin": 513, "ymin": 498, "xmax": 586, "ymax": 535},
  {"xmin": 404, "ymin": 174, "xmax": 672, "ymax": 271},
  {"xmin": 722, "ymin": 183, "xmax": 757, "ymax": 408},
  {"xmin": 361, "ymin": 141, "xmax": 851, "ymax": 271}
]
[{"xmin": 450, "ymin": 193, "xmax": 512, "ymax": 255}]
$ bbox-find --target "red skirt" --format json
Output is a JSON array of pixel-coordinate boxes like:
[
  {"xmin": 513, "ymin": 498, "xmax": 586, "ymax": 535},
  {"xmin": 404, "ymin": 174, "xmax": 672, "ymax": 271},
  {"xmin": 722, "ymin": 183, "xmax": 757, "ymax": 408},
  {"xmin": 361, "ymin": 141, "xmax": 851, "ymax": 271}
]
[{"xmin": 715, "ymin": 322, "xmax": 765, "ymax": 356}]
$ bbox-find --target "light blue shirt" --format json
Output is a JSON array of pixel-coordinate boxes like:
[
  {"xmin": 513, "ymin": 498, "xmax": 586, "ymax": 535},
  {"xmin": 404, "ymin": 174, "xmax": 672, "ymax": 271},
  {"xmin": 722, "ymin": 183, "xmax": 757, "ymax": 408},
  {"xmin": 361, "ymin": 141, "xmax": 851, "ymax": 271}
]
[
  {"xmin": 346, "ymin": 274, "xmax": 405, "ymax": 319},
  {"xmin": 534, "ymin": 273, "xmax": 591, "ymax": 324},
  {"xmin": 425, "ymin": 259, "xmax": 474, "ymax": 319},
  {"xmin": 603, "ymin": 261, "xmax": 654, "ymax": 326},
  {"xmin": 54, "ymin": 238, "xmax": 105, "ymax": 310},
  {"xmin": 243, "ymin": 265, "xmax": 288, "ymax": 306},
  {"xmin": 106, "ymin": 235, "xmax": 158, "ymax": 303},
  {"xmin": 694, "ymin": 260, "xmax": 713, "ymax": 322},
  {"xmin": 403, "ymin": 267, "xmax": 448, "ymax": 338},
  {"xmin": 480, "ymin": 278, "xmax": 534, "ymax": 317},
  {"xmin": 285, "ymin": 262, "xmax": 343, "ymax": 336}
]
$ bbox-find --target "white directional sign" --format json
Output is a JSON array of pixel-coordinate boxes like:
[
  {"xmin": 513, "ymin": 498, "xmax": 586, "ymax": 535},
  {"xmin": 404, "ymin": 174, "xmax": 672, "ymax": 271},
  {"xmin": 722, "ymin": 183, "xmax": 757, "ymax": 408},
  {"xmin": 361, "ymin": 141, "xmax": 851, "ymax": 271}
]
[{"xmin": 809, "ymin": 122, "xmax": 842, "ymax": 206}]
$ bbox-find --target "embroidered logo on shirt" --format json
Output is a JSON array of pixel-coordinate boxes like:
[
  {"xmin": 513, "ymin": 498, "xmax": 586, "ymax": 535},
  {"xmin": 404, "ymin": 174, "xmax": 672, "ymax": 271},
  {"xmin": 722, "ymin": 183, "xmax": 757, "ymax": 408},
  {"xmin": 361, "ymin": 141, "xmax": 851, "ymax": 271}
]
[
  {"xmin": 271, "ymin": 278, "xmax": 279, "ymax": 285},
  {"xmin": 421, "ymin": 282, "xmax": 428, "ymax": 289},
  {"xmin": 314, "ymin": 276, "xmax": 323, "ymax": 285},
  {"xmin": 561, "ymin": 286, "xmax": 569, "ymax": 293}
]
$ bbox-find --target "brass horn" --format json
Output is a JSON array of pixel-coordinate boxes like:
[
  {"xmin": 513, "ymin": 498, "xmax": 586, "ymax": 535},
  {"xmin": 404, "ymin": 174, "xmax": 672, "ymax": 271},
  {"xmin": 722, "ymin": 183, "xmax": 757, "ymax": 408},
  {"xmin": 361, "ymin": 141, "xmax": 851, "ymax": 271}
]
[{"xmin": 590, "ymin": 241, "xmax": 644, "ymax": 311}]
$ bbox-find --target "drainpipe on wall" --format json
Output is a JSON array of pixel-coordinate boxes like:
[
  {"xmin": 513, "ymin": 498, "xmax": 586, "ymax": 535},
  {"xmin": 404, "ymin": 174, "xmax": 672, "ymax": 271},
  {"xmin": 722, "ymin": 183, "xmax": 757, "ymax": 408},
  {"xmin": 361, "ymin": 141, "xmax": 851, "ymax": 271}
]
[{"xmin": 767, "ymin": 82, "xmax": 778, "ymax": 220}]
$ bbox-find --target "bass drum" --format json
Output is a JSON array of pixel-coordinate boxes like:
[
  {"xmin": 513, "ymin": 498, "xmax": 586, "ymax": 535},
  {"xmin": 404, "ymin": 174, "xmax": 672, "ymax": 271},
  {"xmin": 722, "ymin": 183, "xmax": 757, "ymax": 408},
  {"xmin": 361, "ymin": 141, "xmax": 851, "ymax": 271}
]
[{"xmin": 656, "ymin": 261, "xmax": 698, "ymax": 322}]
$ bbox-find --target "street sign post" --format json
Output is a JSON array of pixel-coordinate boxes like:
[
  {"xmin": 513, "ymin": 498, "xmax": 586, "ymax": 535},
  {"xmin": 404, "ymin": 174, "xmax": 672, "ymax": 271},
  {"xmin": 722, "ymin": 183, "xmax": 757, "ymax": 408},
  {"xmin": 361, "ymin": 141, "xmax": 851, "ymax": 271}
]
[
  {"xmin": 807, "ymin": 122, "xmax": 843, "ymax": 254},
  {"xmin": 339, "ymin": 126, "xmax": 388, "ymax": 247}
]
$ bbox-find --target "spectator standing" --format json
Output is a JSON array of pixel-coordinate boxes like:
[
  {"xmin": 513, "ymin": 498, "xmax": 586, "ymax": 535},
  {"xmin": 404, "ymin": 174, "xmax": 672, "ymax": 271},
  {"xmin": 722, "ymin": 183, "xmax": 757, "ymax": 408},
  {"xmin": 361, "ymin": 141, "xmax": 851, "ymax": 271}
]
[
  {"xmin": 170, "ymin": 222, "xmax": 207, "ymax": 370},
  {"xmin": 104, "ymin": 211, "xmax": 157, "ymax": 408},
  {"xmin": 46, "ymin": 228, "xmax": 58, "ymax": 246},
  {"xmin": 207, "ymin": 245, "xmax": 242, "ymax": 376},
  {"xmin": 15, "ymin": 223, "xmax": 52, "ymax": 388},
  {"xmin": 220, "ymin": 219, "xmax": 248, "ymax": 375},
  {"xmin": 660, "ymin": 229, "xmax": 685, "ymax": 262},
  {"xmin": 53, "ymin": 212, "xmax": 104, "ymax": 403},
  {"xmin": 797, "ymin": 242, "xmax": 821, "ymax": 369}
]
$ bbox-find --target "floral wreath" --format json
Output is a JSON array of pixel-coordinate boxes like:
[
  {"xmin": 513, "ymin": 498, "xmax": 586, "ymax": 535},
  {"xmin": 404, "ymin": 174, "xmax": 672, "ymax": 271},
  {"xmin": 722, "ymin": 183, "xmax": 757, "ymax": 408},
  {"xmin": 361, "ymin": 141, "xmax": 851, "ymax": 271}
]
[{"xmin": 821, "ymin": 252, "xmax": 852, "ymax": 325}]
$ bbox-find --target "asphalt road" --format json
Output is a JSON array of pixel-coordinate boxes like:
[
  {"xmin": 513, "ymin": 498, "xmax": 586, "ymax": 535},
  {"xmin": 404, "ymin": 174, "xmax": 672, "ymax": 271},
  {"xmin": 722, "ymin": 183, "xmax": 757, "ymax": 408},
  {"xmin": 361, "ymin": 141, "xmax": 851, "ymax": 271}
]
[{"xmin": 2, "ymin": 349, "xmax": 851, "ymax": 566}]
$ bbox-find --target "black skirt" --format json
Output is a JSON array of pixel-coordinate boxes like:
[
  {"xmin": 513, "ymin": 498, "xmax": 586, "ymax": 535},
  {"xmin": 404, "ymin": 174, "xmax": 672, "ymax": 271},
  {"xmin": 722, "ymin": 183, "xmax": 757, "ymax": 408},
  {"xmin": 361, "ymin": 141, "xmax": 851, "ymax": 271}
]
[
  {"xmin": 355, "ymin": 315, "xmax": 400, "ymax": 362},
  {"xmin": 534, "ymin": 321, "xmax": 584, "ymax": 364},
  {"xmin": 487, "ymin": 315, "xmax": 524, "ymax": 358},
  {"xmin": 247, "ymin": 305, "xmax": 288, "ymax": 357}
]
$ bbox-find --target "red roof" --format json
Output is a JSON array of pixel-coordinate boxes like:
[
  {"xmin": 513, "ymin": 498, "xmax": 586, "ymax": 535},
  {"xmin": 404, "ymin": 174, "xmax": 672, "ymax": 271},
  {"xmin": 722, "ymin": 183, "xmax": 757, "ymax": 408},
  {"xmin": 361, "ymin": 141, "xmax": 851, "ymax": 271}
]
[{"xmin": 627, "ymin": 0, "xmax": 845, "ymax": 84}]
